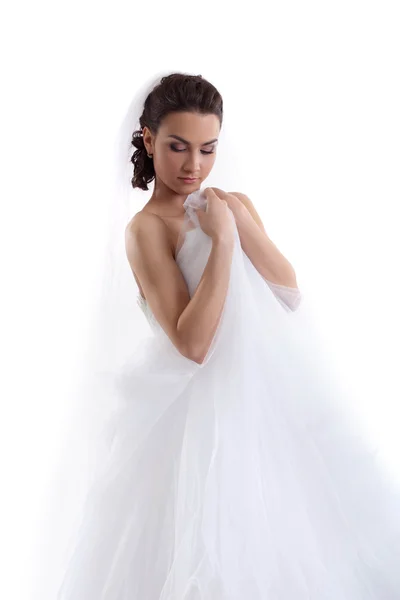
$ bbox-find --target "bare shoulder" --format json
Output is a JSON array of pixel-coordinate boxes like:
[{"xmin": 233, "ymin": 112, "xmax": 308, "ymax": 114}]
[
  {"xmin": 124, "ymin": 210, "xmax": 173, "ymax": 297},
  {"xmin": 209, "ymin": 187, "xmax": 251, "ymax": 207},
  {"xmin": 228, "ymin": 191, "xmax": 266, "ymax": 233},
  {"xmin": 125, "ymin": 209, "xmax": 169, "ymax": 244}
]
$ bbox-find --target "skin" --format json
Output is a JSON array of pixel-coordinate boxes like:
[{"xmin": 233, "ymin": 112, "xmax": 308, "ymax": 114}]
[
  {"xmin": 135, "ymin": 111, "xmax": 267, "ymax": 271},
  {"xmin": 138, "ymin": 111, "xmax": 221, "ymax": 253},
  {"xmin": 142, "ymin": 111, "xmax": 220, "ymax": 213},
  {"xmin": 125, "ymin": 110, "xmax": 297, "ymax": 362},
  {"xmin": 125, "ymin": 111, "xmax": 236, "ymax": 362},
  {"xmin": 128, "ymin": 111, "xmax": 225, "ymax": 297},
  {"xmin": 138, "ymin": 111, "xmax": 273, "ymax": 252}
]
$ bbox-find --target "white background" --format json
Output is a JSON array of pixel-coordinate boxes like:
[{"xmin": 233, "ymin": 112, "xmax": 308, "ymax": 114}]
[{"xmin": 1, "ymin": 1, "xmax": 399, "ymax": 598}]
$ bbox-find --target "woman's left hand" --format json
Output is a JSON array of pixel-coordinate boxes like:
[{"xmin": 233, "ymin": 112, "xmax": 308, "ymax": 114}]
[{"xmin": 207, "ymin": 187, "xmax": 248, "ymax": 220}]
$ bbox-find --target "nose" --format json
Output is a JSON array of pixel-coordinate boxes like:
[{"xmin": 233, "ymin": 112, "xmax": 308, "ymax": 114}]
[{"xmin": 183, "ymin": 150, "xmax": 201, "ymax": 174}]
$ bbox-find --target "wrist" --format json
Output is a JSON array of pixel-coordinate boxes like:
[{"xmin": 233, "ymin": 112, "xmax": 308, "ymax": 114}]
[{"xmin": 212, "ymin": 232, "xmax": 235, "ymax": 249}]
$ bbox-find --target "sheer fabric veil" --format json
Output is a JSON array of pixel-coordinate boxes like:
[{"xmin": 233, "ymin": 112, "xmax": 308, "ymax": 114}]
[
  {"xmin": 36, "ymin": 73, "xmax": 400, "ymax": 600},
  {"xmin": 37, "ymin": 72, "xmax": 255, "ymax": 593}
]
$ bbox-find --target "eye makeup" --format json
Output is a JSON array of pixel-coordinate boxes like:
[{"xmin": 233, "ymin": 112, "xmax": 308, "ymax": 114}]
[
  {"xmin": 167, "ymin": 134, "xmax": 218, "ymax": 145},
  {"xmin": 170, "ymin": 144, "xmax": 215, "ymax": 155}
]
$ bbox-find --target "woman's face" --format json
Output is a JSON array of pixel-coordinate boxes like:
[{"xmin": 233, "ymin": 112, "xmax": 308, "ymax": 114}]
[{"xmin": 143, "ymin": 111, "xmax": 220, "ymax": 193}]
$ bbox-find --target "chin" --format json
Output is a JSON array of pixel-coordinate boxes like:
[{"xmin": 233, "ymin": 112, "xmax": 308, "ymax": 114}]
[{"xmin": 176, "ymin": 180, "xmax": 202, "ymax": 192}]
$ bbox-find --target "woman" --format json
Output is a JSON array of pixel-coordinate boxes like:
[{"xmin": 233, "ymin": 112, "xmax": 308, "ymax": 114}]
[
  {"xmin": 57, "ymin": 73, "xmax": 400, "ymax": 599},
  {"xmin": 128, "ymin": 101, "xmax": 299, "ymax": 362}
]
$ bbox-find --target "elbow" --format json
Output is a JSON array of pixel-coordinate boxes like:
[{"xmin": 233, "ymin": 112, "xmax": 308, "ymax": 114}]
[
  {"xmin": 176, "ymin": 320, "xmax": 204, "ymax": 365},
  {"xmin": 176, "ymin": 316, "xmax": 211, "ymax": 366},
  {"xmin": 190, "ymin": 351, "xmax": 207, "ymax": 366},
  {"xmin": 189, "ymin": 340, "xmax": 211, "ymax": 365},
  {"xmin": 178, "ymin": 337, "xmax": 206, "ymax": 365},
  {"xmin": 280, "ymin": 266, "xmax": 298, "ymax": 289},
  {"xmin": 182, "ymin": 343, "xmax": 206, "ymax": 365},
  {"xmin": 176, "ymin": 337, "xmax": 198, "ymax": 363}
]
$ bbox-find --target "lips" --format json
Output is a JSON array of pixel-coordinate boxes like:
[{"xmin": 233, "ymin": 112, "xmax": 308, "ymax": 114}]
[{"xmin": 179, "ymin": 177, "xmax": 198, "ymax": 182}]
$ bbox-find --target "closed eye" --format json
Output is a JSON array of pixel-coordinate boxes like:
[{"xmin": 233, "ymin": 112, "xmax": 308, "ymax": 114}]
[{"xmin": 170, "ymin": 144, "xmax": 215, "ymax": 155}]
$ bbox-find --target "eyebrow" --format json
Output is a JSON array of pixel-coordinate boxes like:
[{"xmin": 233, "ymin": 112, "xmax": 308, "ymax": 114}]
[{"xmin": 167, "ymin": 134, "xmax": 218, "ymax": 146}]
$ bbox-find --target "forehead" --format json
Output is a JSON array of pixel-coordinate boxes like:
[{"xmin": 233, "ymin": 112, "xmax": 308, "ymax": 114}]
[{"xmin": 158, "ymin": 111, "xmax": 220, "ymax": 142}]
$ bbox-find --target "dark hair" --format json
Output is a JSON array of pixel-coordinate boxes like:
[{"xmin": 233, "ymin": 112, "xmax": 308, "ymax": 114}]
[{"xmin": 130, "ymin": 73, "xmax": 223, "ymax": 191}]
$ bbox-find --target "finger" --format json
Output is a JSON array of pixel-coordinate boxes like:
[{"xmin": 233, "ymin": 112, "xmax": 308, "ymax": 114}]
[
  {"xmin": 210, "ymin": 187, "xmax": 228, "ymax": 201},
  {"xmin": 204, "ymin": 187, "xmax": 218, "ymax": 200}
]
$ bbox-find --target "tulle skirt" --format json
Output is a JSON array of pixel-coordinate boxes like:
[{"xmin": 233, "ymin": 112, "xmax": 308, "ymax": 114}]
[{"xmin": 57, "ymin": 221, "xmax": 400, "ymax": 598}]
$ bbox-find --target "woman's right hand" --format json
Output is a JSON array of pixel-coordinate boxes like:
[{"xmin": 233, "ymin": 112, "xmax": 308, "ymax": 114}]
[{"xmin": 195, "ymin": 188, "xmax": 235, "ymax": 244}]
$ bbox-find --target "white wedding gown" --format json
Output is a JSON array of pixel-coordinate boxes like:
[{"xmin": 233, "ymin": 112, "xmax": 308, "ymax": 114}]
[{"xmin": 57, "ymin": 189, "xmax": 400, "ymax": 599}]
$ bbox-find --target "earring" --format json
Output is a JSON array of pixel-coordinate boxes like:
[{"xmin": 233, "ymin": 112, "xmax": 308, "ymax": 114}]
[{"xmin": 147, "ymin": 153, "xmax": 153, "ymax": 159}]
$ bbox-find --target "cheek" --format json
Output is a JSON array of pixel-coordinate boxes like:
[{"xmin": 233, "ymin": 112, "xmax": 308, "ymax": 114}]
[
  {"xmin": 156, "ymin": 151, "xmax": 217, "ymax": 178},
  {"xmin": 158, "ymin": 151, "xmax": 181, "ymax": 173},
  {"xmin": 204, "ymin": 154, "xmax": 217, "ymax": 172}
]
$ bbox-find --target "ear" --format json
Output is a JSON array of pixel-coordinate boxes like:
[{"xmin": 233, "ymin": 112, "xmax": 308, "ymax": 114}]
[
  {"xmin": 142, "ymin": 126, "xmax": 154, "ymax": 155},
  {"xmin": 229, "ymin": 192, "xmax": 267, "ymax": 233}
]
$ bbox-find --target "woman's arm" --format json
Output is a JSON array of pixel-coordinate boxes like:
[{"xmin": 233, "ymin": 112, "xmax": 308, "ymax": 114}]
[
  {"xmin": 126, "ymin": 212, "xmax": 234, "ymax": 365},
  {"xmin": 210, "ymin": 188, "xmax": 298, "ymax": 288},
  {"xmin": 177, "ymin": 235, "xmax": 234, "ymax": 364}
]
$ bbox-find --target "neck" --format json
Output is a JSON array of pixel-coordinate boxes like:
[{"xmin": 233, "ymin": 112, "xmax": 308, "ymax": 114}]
[{"xmin": 146, "ymin": 177, "xmax": 196, "ymax": 216}]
